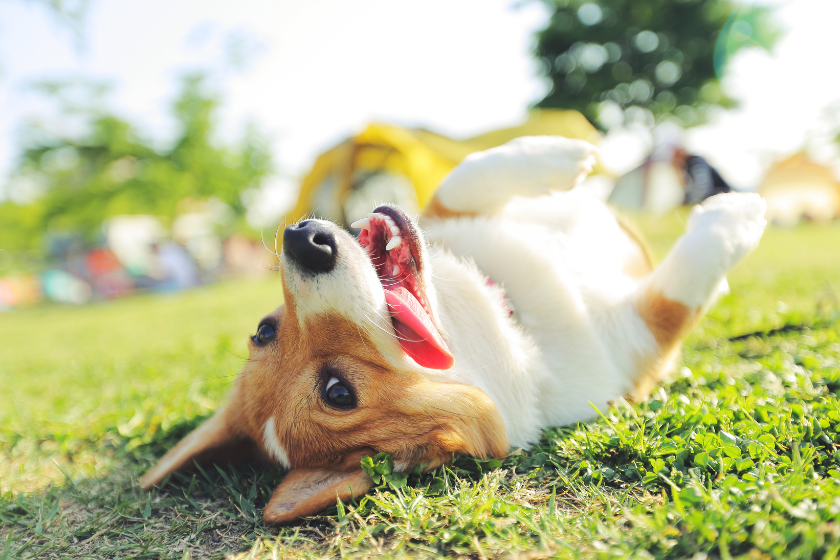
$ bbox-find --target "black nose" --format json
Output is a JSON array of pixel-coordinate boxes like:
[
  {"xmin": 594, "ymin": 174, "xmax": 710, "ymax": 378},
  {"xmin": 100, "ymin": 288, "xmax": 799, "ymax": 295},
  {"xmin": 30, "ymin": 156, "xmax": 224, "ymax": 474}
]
[{"xmin": 283, "ymin": 221, "xmax": 337, "ymax": 273}]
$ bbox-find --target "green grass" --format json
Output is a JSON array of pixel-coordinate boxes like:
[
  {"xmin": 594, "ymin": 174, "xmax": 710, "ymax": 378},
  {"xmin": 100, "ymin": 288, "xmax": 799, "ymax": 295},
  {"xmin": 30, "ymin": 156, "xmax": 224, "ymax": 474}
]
[{"xmin": 2, "ymin": 214, "xmax": 840, "ymax": 559}]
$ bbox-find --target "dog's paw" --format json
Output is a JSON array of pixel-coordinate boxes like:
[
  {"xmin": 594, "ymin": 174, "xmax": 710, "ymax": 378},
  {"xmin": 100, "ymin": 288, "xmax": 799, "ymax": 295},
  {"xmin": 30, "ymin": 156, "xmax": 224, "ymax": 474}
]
[
  {"xmin": 510, "ymin": 136, "xmax": 597, "ymax": 189},
  {"xmin": 502, "ymin": 135, "xmax": 597, "ymax": 162},
  {"xmin": 437, "ymin": 136, "xmax": 598, "ymax": 214},
  {"xmin": 482, "ymin": 136, "xmax": 597, "ymax": 195},
  {"xmin": 685, "ymin": 192, "xmax": 767, "ymax": 271}
]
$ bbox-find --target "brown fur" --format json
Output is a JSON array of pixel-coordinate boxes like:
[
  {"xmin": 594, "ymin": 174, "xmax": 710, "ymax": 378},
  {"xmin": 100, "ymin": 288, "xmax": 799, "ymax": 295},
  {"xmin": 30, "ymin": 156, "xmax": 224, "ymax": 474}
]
[
  {"xmin": 638, "ymin": 288, "xmax": 695, "ymax": 349},
  {"xmin": 630, "ymin": 289, "xmax": 699, "ymax": 401},
  {"xmin": 263, "ymin": 448, "xmax": 375, "ymax": 524}
]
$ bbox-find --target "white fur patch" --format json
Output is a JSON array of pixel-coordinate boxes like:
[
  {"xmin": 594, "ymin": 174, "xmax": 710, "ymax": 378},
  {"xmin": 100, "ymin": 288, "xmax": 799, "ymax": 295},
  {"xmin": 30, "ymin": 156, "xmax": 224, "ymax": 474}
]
[{"xmin": 263, "ymin": 417, "xmax": 291, "ymax": 469}]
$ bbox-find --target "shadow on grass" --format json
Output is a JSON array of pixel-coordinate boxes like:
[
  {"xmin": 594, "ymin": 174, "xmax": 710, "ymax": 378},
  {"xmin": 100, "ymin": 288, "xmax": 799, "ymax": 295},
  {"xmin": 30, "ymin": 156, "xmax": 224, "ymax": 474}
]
[
  {"xmin": 1, "ymin": 415, "xmax": 293, "ymax": 559},
  {"xmin": 1, "ymin": 412, "xmax": 577, "ymax": 559}
]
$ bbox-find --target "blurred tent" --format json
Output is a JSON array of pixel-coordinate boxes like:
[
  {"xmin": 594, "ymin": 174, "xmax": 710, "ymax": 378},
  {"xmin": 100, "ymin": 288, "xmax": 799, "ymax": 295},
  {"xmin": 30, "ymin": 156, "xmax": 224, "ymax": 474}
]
[
  {"xmin": 608, "ymin": 159, "xmax": 686, "ymax": 214},
  {"xmin": 759, "ymin": 153, "xmax": 840, "ymax": 226},
  {"xmin": 288, "ymin": 110, "xmax": 601, "ymax": 227}
]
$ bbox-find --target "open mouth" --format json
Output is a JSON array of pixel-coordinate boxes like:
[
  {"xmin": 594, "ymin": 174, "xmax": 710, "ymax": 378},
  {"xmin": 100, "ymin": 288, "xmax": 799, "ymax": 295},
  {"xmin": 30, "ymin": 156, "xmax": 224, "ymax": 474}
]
[{"xmin": 352, "ymin": 206, "xmax": 454, "ymax": 370}]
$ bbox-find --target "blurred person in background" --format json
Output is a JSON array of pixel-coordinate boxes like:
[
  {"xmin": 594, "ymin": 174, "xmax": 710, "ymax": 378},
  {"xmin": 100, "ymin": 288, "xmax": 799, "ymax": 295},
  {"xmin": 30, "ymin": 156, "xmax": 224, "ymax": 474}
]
[
  {"xmin": 153, "ymin": 240, "xmax": 200, "ymax": 291},
  {"xmin": 674, "ymin": 147, "xmax": 733, "ymax": 206}
]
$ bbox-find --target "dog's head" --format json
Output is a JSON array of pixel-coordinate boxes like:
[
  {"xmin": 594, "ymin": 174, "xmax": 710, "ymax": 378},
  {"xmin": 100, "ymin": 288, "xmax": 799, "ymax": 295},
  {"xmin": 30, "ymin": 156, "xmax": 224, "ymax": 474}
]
[{"xmin": 142, "ymin": 205, "xmax": 508, "ymax": 523}]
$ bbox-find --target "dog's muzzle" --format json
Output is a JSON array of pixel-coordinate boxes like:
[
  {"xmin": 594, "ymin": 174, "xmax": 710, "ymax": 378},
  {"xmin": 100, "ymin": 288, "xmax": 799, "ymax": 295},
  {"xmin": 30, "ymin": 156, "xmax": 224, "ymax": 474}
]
[{"xmin": 284, "ymin": 221, "xmax": 337, "ymax": 273}]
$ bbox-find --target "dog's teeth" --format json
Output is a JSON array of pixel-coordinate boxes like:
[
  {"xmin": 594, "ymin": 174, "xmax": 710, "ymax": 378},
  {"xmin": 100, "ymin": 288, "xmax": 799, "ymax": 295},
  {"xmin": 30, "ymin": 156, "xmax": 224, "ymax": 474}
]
[
  {"xmin": 351, "ymin": 218, "xmax": 371, "ymax": 229},
  {"xmin": 392, "ymin": 266, "xmax": 400, "ymax": 276},
  {"xmin": 389, "ymin": 225, "xmax": 400, "ymax": 236},
  {"xmin": 386, "ymin": 236, "xmax": 402, "ymax": 251}
]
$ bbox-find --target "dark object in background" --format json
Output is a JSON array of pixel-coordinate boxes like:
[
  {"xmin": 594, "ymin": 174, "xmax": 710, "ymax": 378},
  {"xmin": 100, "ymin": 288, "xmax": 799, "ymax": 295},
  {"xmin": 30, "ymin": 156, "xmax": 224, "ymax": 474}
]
[{"xmin": 675, "ymin": 150, "xmax": 732, "ymax": 205}]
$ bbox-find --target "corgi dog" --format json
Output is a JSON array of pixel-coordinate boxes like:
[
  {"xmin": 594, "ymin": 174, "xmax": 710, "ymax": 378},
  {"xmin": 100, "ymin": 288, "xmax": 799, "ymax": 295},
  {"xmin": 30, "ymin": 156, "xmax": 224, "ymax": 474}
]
[{"xmin": 141, "ymin": 136, "xmax": 767, "ymax": 524}]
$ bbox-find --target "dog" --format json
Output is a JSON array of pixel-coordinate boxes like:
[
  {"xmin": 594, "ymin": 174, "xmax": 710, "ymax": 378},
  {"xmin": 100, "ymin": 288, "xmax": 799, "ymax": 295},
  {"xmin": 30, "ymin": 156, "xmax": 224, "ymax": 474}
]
[{"xmin": 141, "ymin": 136, "xmax": 767, "ymax": 524}]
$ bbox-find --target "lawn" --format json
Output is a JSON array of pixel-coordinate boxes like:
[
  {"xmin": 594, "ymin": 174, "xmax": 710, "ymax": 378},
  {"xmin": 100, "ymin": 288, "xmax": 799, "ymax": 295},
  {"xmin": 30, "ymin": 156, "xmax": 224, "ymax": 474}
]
[{"xmin": 2, "ymin": 213, "xmax": 840, "ymax": 559}]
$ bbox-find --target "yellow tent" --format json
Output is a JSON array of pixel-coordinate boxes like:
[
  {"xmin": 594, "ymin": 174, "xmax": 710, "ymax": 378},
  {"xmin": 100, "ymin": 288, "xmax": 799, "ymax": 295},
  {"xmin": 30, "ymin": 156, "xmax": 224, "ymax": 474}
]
[
  {"xmin": 760, "ymin": 153, "xmax": 840, "ymax": 226},
  {"xmin": 288, "ymin": 110, "xmax": 601, "ymax": 227}
]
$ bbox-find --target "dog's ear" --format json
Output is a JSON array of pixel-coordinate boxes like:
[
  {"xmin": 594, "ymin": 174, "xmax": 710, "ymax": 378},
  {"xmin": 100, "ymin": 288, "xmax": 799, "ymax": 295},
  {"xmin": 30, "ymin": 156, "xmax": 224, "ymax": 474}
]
[
  {"xmin": 402, "ymin": 380, "xmax": 510, "ymax": 462},
  {"xmin": 141, "ymin": 406, "xmax": 262, "ymax": 489},
  {"xmin": 263, "ymin": 449, "xmax": 374, "ymax": 524}
]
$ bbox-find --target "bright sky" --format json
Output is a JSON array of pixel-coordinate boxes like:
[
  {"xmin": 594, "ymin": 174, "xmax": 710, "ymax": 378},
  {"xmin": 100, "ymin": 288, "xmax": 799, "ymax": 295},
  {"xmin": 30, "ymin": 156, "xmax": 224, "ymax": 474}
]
[
  {"xmin": 687, "ymin": 0, "xmax": 840, "ymax": 187},
  {"xmin": 1, "ymin": 0, "xmax": 838, "ymax": 218}
]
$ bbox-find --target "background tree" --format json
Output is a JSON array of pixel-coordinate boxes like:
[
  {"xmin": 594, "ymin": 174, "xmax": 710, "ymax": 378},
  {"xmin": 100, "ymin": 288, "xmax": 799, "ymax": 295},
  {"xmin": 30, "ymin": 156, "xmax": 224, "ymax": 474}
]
[
  {"xmin": 533, "ymin": 0, "xmax": 780, "ymax": 129},
  {"xmin": 0, "ymin": 73, "xmax": 272, "ymax": 253}
]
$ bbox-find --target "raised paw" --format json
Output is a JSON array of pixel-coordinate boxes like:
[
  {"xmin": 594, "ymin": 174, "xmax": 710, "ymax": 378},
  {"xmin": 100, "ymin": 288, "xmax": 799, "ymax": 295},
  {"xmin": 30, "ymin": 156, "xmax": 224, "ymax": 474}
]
[
  {"xmin": 434, "ymin": 135, "xmax": 598, "ymax": 215},
  {"xmin": 686, "ymin": 192, "xmax": 767, "ymax": 270},
  {"xmin": 651, "ymin": 192, "xmax": 767, "ymax": 309},
  {"xmin": 495, "ymin": 136, "xmax": 597, "ymax": 194}
]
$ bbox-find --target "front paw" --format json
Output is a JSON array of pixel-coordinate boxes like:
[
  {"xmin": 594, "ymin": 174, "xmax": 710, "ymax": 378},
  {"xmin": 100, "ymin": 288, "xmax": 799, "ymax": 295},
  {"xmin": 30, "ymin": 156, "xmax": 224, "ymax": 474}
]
[{"xmin": 502, "ymin": 136, "xmax": 597, "ymax": 193}]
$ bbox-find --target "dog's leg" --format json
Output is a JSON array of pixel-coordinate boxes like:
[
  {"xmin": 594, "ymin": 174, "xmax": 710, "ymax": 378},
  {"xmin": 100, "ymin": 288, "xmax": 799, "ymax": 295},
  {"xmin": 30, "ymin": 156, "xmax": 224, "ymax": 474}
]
[
  {"xmin": 424, "ymin": 136, "xmax": 597, "ymax": 218},
  {"xmin": 630, "ymin": 193, "xmax": 767, "ymax": 399}
]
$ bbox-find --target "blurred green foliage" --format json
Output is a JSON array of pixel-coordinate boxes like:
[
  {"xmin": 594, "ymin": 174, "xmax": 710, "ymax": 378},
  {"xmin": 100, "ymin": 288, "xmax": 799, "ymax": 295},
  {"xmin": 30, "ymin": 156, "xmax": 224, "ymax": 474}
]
[
  {"xmin": 0, "ymin": 74, "xmax": 272, "ymax": 254},
  {"xmin": 533, "ymin": 0, "xmax": 781, "ymax": 129}
]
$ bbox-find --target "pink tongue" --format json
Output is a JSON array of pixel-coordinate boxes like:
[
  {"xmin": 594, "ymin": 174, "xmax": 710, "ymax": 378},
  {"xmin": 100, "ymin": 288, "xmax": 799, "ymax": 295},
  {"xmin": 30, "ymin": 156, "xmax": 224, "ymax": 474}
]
[{"xmin": 384, "ymin": 287, "xmax": 454, "ymax": 370}]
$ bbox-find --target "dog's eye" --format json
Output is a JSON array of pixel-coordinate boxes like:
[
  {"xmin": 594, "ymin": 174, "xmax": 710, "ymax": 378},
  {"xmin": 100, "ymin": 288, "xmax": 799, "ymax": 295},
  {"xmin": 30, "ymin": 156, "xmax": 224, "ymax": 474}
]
[
  {"xmin": 252, "ymin": 323, "xmax": 276, "ymax": 345},
  {"xmin": 324, "ymin": 376, "xmax": 355, "ymax": 409}
]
